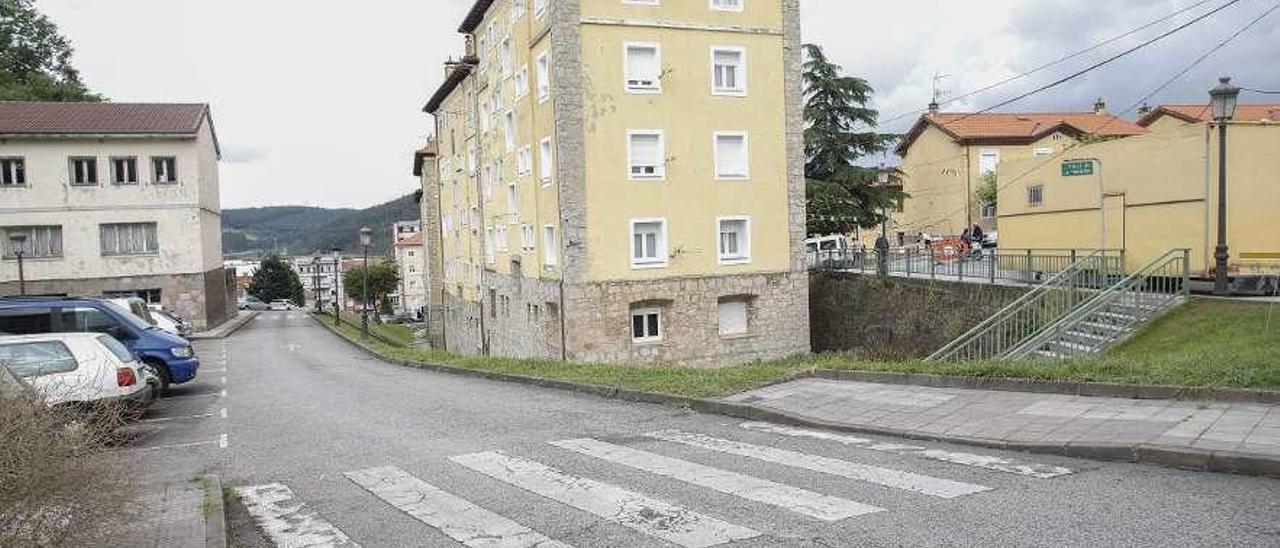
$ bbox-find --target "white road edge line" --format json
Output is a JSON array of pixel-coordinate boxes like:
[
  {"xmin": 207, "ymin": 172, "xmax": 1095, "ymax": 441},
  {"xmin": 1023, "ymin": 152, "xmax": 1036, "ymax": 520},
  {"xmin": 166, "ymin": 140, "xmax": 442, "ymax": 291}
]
[
  {"xmin": 550, "ymin": 438, "xmax": 882, "ymax": 521},
  {"xmin": 220, "ymin": 407, "xmax": 228, "ymax": 419},
  {"xmin": 139, "ymin": 412, "xmax": 216, "ymax": 423},
  {"xmin": 132, "ymin": 439, "xmax": 219, "ymax": 452},
  {"xmin": 219, "ymin": 433, "xmax": 228, "ymax": 449},
  {"xmin": 345, "ymin": 466, "xmax": 574, "ymax": 548},
  {"xmin": 450, "ymin": 451, "xmax": 759, "ymax": 548},
  {"xmin": 740, "ymin": 422, "xmax": 1073, "ymax": 479},
  {"xmin": 233, "ymin": 483, "xmax": 360, "ymax": 547},
  {"xmin": 645, "ymin": 430, "xmax": 990, "ymax": 499}
]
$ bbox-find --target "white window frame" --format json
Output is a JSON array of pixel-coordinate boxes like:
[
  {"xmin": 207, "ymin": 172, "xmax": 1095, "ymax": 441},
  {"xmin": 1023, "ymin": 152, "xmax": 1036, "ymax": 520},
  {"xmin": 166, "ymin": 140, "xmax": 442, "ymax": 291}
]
[
  {"xmin": 623, "ymin": 0, "xmax": 660, "ymax": 5},
  {"xmin": 517, "ymin": 145, "xmax": 533, "ymax": 177},
  {"xmin": 629, "ymin": 218, "xmax": 668, "ymax": 269},
  {"xmin": 539, "ymin": 137, "xmax": 553, "ymax": 185},
  {"xmin": 716, "ymin": 216, "xmax": 751, "ymax": 265},
  {"xmin": 630, "ymin": 307, "xmax": 663, "ymax": 344},
  {"xmin": 507, "ymin": 183, "xmax": 519, "ymax": 222},
  {"xmin": 500, "ymin": 37, "xmax": 512, "ymax": 76},
  {"xmin": 543, "ymin": 224, "xmax": 557, "ymax": 267},
  {"xmin": 496, "ymin": 224, "xmax": 508, "ymax": 252},
  {"xmin": 626, "ymin": 130, "xmax": 665, "ymax": 181},
  {"xmin": 534, "ymin": 0, "xmax": 548, "ymax": 18},
  {"xmin": 713, "ymin": 131, "xmax": 750, "ymax": 180},
  {"xmin": 512, "ymin": 0, "xmax": 527, "ymax": 21},
  {"xmin": 979, "ymin": 148, "xmax": 1000, "ymax": 176},
  {"xmin": 521, "ymin": 223, "xmax": 535, "ymax": 252},
  {"xmin": 504, "ymin": 111, "xmax": 517, "ymax": 152},
  {"xmin": 624, "ymin": 42, "xmax": 662, "ymax": 94},
  {"xmin": 536, "ymin": 51, "xmax": 551, "ymax": 102},
  {"xmin": 710, "ymin": 0, "xmax": 744, "ymax": 12},
  {"xmin": 484, "ymin": 227, "xmax": 496, "ymax": 264},
  {"xmin": 710, "ymin": 46, "xmax": 747, "ymax": 96},
  {"xmin": 515, "ymin": 65, "xmax": 529, "ymax": 98}
]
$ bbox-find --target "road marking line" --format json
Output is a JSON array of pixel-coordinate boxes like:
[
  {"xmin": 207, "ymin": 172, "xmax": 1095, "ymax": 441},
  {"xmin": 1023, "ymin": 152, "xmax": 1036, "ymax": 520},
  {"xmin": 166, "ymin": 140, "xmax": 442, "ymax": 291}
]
[
  {"xmin": 450, "ymin": 451, "xmax": 758, "ymax": 548},
  {"xmin": 133, "ymin": 439, "xmax": 220, "ymax": 452},
  {"xmin": 220, "ymin": 407, "xmax": 228, "ymax": 419},
  {"xmin": 201, "ymin": 368, "xmax": 227, "ymax": 374},
  {"xmin": 646, "ymin": 431, "xmax": 990, "ymax": 499},
  {"xmin": 221, "ymin": 389, "xmax": 227, "ymax": 397},
  {"xmin": 345, "ymin": 466, "xmax": 573, "ymax": 548},
  {"xmin": 550, "ymin": 438, "xmax": 881, "ymax": 521},
  {"xmin": 161, "ymin": 393, "xmax": 222, "ymax": 401},
  {"xmin": 234, "ymin": 483, "xmax": 360, "ymax": 547},
  {"xmin": 219, "ymin": 433, "xmax": 228, "ymax": 449},
  {"xmin": 139, "ymin": 412, "xmax": 217, "ymax": 423},
  {"xmin": 221, "ymin": 376, "xmax": 227, "ymax": 385},
  {"xmin": 740, "ymin": 422, "xmax": 1073, "ymax": 479}
]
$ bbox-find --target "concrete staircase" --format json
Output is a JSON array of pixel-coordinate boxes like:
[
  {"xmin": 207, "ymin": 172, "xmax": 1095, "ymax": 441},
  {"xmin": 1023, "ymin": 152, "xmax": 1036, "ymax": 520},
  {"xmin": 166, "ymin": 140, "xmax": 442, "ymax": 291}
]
[{"xmin": 1030, "ymin": 294, "xmax": 1185, "ymax": 359}]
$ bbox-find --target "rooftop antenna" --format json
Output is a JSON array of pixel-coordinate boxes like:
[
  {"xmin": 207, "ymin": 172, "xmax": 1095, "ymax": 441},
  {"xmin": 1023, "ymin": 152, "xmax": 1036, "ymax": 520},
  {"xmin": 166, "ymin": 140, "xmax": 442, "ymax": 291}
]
[{"xmin": 929, "ymin": 72, "xmax": 951, "ymax": 114}]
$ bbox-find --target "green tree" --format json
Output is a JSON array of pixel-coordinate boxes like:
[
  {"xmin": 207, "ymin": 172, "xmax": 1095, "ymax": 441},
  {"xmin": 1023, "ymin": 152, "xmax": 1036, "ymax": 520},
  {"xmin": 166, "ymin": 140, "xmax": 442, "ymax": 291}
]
[
  {"xmin": 975, "ymin": 172, "xmax": 998, "ymax": 213},
  {"xmin": 247, "ymin": 255, "xmax": 306, "ymax": 306},
  {"xmin": 343, "ymin": 261, "xmax": 399, "ymax": 311},
  {"xmin": 0, "ymin": 0, "xmax": 103, "ymax": 101},
  {"xmin": 802, "ymin": 44, "xmax": 903, "ymax": 235}
]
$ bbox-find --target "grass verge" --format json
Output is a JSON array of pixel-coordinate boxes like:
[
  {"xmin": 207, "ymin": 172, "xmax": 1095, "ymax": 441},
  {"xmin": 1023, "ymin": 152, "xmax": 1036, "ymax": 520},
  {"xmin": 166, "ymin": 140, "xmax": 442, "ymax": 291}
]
[{"xmin": 316, "ymin": 298, "xmax": 1280, "ymax": 398}]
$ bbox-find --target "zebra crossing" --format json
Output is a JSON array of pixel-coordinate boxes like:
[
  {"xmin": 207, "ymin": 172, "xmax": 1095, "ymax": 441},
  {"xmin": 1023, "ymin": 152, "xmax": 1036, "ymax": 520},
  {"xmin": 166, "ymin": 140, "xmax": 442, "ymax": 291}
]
[{"xmin": 236, "ymin": 423, "xmax": 1074, "ymax": 547}]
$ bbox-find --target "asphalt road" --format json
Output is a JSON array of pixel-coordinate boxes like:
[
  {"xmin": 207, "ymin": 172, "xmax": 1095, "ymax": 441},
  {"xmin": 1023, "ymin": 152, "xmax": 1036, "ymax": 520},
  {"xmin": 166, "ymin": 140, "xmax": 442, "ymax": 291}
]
[{"xmin": 144, "ymin": 311, "xmax": 1280, "ymax": 547}]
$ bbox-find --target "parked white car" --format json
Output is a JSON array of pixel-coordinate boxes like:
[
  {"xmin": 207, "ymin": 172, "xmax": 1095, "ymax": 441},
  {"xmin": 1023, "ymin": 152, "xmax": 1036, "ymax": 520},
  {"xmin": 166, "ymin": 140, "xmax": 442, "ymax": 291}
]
[
  {"xmin": 269, "ymin": 300, "xmax": 293, "ymax": 311},
  {"xmin": 0, "ymin": 333, "xmax": 156, "ymax": 411}
]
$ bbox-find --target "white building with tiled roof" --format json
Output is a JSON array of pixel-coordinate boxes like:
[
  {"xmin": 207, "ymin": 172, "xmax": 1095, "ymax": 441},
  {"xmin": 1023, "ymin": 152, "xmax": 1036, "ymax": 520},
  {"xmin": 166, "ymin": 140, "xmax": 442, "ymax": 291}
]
[{"xmin": 0, "ymin": 101, "xmax": 234, "ymax": 329}]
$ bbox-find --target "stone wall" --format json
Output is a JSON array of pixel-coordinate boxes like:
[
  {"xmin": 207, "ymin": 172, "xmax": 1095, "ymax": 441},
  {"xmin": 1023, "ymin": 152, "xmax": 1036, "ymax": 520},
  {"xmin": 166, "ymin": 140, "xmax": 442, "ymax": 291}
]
[
  {"xmin": 441, "ymin": 291, "xmax": 483, "ymax": 356},
  {"xmin": 563, "ymin": 271, "xmax": 810, "ymax": 367},
  {"xmin": 808, "ymin": 272, "xmax": 1028, "ymax": 359},
  {"xmin": 480, "ymin": 266, "xmax": 564, "ymax": 359},
  {"xmin": 0, "ymin": 267, "xmax": 234, "ymax": 330}
]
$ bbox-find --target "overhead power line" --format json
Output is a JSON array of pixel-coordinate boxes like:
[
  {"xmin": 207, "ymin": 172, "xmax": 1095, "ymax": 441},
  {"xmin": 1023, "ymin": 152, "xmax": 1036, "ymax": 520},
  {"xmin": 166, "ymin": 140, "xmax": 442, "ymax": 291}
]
[
  {"xmin": 1242, "ymin": 87, "xmax": 1280, "ymax": 95},
  {"xmin": 879, "ymin": 0, "xmax": 1221, "ymax": 128},
  {"xmin": 906, "ymin": 0, "xmax": 1278, "ymax": 233},
  {"xmin": 937, "ymin": 0, "xmax": 1245, "ymax": 129}
]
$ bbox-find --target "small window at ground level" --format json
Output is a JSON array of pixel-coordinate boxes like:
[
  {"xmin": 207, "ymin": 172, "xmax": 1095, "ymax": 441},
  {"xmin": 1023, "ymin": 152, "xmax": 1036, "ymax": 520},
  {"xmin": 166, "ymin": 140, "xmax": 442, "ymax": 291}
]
[
  {"xmin": 718, "ymin": 299, "xmax": 749, "ymax": 336},
  {"xmin": 631, "ymin": 307, "xmax": 662, "ymax": 342},
  {"xmin": 1028, "ymin": 185, "xmax": 1044, "ymax": 206}
]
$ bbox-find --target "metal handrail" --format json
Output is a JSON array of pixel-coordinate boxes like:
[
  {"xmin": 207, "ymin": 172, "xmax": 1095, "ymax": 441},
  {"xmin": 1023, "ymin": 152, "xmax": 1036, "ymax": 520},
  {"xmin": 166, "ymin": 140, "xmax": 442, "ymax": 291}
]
[
  {"xmin": 1005, "ymin": 249, "xmax": 1190, "ymax": 359},
  {"xmin": 926, "ymin": 250, "xmax": 1119, "ymax": 362}
]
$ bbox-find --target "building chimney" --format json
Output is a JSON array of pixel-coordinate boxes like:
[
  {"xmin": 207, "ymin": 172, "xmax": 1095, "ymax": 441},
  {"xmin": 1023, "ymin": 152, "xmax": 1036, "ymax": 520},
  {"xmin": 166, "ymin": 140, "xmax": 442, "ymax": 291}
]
[
  {"xmin": 927, "ymin": 101, "xmax": 939, "ymax": 116},
  {"xmin": 1094, "ymin": 97, "xmax": 1107, "ymax": 115}
]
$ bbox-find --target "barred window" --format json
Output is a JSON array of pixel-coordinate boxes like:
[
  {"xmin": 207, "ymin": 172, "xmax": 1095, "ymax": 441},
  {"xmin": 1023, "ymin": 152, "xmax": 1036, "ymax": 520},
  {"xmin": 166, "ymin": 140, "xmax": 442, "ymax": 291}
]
[
  {"xmin": 100, "ymin": 222, "xmax": 159, "ymax": 256},
  {"xmin": 1, "ymin": 226, "xmax": 63, "ymax": 259}
]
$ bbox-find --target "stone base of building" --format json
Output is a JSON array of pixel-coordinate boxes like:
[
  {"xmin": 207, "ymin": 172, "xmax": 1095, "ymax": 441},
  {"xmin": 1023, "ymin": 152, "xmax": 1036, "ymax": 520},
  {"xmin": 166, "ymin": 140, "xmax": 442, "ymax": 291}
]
[
  {"xmin": 564, "ymin": 271, "xmax": 810, "ymax": 367},
  {"xmin": 0, "ymin": 268, "xmax": 235, "ymax": 331},
  {"xmin": 432, "ymin": 270, "xmax": 810, "ymax": 367}
]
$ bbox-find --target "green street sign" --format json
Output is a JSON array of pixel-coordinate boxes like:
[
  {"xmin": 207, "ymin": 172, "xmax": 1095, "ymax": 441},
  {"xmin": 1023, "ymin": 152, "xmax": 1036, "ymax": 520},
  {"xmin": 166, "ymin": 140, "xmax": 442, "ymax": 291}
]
[{"xmin": 1062, "ymin": 160, "xmax": 1095, "ymax": 177}]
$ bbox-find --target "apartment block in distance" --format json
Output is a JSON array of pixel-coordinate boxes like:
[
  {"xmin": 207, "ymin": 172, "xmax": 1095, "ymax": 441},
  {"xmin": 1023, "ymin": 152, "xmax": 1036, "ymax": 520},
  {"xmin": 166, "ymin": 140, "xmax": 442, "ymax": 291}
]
[
  {"xmin": 0, "ymin": 102, "xmax": 233, "ymax": 329},
  {"xmin": 420, "ymin": 0, "xmax": 808, "ymax": 365}
]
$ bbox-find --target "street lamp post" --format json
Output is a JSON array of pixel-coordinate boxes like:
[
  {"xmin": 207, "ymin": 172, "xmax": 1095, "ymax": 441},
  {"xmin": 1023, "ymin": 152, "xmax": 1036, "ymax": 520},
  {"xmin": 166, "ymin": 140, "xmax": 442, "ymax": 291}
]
[
  {"xmin": 1209, "ymin": 76, "xmax": 1239, "ymax": 296},
  {"xmin": 359, "ymin": 227, "xmax": 372, "ymax": 340},
  {"xmin": 8, "ymin": 232, "xmax": 27, "ymax": 296},
  {"xmin": 331, "ymin": 246, "xmax": 342, "ymax": 326},
  {"xmin": 311, "ymin": 253, "xmax": 322, "ymax": 314}
]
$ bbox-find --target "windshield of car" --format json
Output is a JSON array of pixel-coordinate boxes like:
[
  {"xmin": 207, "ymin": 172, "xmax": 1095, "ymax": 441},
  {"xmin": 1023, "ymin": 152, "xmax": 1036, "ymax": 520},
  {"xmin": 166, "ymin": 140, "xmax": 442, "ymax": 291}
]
[{"xmin": 95, "ymin": 335, "xmax": 136, "ymax": 363}]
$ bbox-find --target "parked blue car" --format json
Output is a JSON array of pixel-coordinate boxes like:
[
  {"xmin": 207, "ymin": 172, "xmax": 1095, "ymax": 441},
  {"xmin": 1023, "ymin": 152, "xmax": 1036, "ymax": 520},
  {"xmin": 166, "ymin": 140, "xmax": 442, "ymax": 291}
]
[{"xmin": 0, "ymin": 297, "xmax": 198, "ymax": 392}]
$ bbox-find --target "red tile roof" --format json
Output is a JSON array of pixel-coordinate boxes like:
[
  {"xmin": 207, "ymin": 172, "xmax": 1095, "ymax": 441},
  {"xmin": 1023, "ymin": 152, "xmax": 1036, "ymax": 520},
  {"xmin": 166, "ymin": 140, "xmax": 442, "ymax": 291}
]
[
  {"xmin": 395, "ymin": 233, "xmax": 424, "ymax": 247},
  {"xmin": 1138, "ymin": 103, "xmax": 1280, "ymax": 126},
  {"xmin": 0, "ymin": 102, "xmax": 210, "ymax": 135},
  {"xmin": 896, "ymin": 112, "xmax": 1148, "ymax": 155}
]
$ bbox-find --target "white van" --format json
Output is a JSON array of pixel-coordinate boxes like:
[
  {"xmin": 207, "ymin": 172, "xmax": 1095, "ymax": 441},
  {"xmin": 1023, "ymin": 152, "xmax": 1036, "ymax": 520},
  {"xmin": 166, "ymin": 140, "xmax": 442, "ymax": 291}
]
[{"xmin": 0, "ymin": 333, "xmax": 156, "ymax": 410}]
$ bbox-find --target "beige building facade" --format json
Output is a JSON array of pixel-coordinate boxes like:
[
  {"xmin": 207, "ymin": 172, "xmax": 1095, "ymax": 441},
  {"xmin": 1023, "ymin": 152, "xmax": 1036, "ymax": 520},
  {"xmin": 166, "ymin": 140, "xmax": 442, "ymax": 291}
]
[
  {"xmin": 419, "ymin": 0, "xmax": 809, "ymax": 365},
  {"xmin": 0, "ymin": 102, "xmax": 233, "ymax": 329},
  {"xmin": 997, "ymin": 105, "xmax": 1280, "ymax": 289}
]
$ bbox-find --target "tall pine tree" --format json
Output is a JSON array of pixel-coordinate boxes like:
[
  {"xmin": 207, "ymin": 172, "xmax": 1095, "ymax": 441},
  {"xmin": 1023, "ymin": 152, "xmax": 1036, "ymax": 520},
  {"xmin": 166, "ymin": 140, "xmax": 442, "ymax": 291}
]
[
  {"xmin": 802, "ymin": 44, "xmax": 902, "ymax": 236},
  {"xmin": 247, "ymin": 255, "xmax": 306, "ymax": 306}
]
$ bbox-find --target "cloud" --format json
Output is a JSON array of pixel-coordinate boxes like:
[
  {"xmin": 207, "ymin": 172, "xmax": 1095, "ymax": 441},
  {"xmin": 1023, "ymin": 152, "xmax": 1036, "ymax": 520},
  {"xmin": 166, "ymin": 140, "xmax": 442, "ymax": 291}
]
[{"xmin": 219, "ymin": 143, "xmax": 266, "ymax": 164}]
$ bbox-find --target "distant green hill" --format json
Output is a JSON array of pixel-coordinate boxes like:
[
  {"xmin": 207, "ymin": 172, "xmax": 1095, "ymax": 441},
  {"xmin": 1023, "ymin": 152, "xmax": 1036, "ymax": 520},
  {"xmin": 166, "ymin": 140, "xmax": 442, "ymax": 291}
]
[{"xmin": 222, "ymin": 192, "xmax": 420, "ymax": 257}]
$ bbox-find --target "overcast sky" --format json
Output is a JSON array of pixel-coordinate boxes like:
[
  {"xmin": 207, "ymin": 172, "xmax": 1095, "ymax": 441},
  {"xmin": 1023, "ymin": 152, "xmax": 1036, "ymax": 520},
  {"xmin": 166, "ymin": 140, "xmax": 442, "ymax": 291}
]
[{"xmin": 37, "ymin": 0, "xmax": 1280, "ymax": 209}]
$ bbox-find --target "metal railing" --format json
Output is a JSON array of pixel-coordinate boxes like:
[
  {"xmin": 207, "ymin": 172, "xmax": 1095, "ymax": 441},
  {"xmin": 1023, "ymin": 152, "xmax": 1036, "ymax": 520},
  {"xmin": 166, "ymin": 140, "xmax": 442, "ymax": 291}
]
[
  {"xmin": 807, "ymin": 247, "xmax": 1124, "ymax": 286},
  {"xmin": 926, "ymin": 250, "xmax": 1125, "ymax": 362},
  {"xmin": 1006, "ymin": 249, "xmax": 1190, "ymax": 359}
]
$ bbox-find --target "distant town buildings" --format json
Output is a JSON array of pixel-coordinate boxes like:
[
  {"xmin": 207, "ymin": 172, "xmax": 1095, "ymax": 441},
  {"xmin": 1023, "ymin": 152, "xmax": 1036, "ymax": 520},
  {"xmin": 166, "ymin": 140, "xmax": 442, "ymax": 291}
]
[
  {"xmin": 418, "ymin": 0, "xmax": 809, "ymax": 364},
  {"xmin": 0, "ymin": 101, "xmax": 233, "ymax": 329},
  {"xmin": 393, "ymin": 230, "xmax": 426, "ymax": 316},
  {"xmin": 292, "ymin": 254, "xmax": 345, "ymax": 311}
]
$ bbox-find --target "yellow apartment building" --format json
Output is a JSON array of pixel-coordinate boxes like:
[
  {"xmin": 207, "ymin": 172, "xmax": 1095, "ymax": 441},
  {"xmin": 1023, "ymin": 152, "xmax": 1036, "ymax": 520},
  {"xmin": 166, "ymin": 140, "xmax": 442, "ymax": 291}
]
[
  {"xmin": 997, "ymin": 105, "xmax": 1280, "ymax": 289},
  {"xmin": 419, "ymin": 0, "xmax": 809, "ymax": 365},
  {"xmin": 894, "ymin": 103, "xmax": 1147, "ymax": 242}
]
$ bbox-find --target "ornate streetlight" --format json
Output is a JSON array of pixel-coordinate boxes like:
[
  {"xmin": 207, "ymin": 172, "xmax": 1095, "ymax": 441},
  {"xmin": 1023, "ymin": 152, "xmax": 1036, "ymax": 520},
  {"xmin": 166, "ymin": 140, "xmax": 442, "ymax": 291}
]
[
  {"xmin": 1209, "ymin": 76, "xmax": 1239, "ymax": 296},
  {"xmin": 331, "ymin": 246, "xmax": 342, "ymax": 326},
  {"xmin": 359, "ymin": 227, "xmax": 373, "ymax": 340},
  {"xmin": 8, "ymin": 231, "xmax": 27, "ymax": 296}
]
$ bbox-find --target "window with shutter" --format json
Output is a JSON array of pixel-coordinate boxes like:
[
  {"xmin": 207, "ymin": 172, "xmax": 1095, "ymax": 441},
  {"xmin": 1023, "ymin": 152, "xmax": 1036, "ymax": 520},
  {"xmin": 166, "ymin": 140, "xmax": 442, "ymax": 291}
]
[
  {"xmin": 714, "ymin": 132, "xmax": 749, "ymax": 179},
  {"xmin": 625, "ymin": 43, "xmax": 661, "ymax": 93},
  {"xmin": 717, "ymin": 217, "xmax": 750, "ymax": 264},
  {"xmin": 630, "ymin": 219, "xmax": 667, "ymax": 268},
  {"xmin": 628, "ymin": 131, "xmax": 664, "ymax": 180}
]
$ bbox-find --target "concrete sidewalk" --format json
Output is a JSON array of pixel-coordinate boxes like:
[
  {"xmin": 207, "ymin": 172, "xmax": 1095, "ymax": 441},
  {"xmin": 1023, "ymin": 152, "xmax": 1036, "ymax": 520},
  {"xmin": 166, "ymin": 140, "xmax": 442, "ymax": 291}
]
[
  {"xmin": 725, "ymin": 378, "xmax": 1280, "ymax": 476},
  {"xmin": 191, "ymin": 311, "xmax": 257, "ymax": 340}
]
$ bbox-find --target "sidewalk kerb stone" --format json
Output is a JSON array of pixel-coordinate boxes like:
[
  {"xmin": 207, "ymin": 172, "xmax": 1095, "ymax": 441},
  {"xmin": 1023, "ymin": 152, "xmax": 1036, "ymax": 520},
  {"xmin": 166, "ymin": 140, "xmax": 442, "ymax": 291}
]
[{"xmin": 205, "ymin": 474, "xmax": 227, "ymax": 548}]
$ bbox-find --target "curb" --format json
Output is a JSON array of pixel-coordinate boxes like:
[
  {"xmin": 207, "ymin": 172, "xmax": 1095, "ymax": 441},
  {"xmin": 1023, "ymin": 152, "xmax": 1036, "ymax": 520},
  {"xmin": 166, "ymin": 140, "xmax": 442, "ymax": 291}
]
[
  {"xmin": 191, "ymin": 311, "xmax": 258, "ymax": 341},
  {"xmin": 310, "ymin": 315, "xmax": 1280, "ymax": 479},
  {"xmin": 813, "ymin": 369, "xmax": 1280, "ymax": 404},
  {"xmin": 204, "ymin": 474, "xmax": 227, "ymax": 548}
]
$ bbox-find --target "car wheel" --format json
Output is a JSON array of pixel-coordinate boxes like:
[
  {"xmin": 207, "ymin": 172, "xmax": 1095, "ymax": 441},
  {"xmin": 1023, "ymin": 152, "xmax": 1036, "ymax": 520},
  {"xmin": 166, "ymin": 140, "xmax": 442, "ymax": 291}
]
[{"xmin": 146, "ymin": 361, "xmax": 172, "ymax": 395}]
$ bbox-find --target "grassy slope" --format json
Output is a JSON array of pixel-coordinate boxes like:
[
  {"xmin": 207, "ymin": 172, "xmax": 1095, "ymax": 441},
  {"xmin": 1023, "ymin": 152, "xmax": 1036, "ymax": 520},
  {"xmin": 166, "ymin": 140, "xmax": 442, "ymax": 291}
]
[{"xmin": 317, "ymin": 298, "xmax": 1280, "ymax": 399}]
